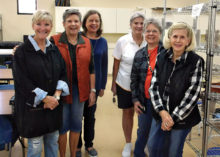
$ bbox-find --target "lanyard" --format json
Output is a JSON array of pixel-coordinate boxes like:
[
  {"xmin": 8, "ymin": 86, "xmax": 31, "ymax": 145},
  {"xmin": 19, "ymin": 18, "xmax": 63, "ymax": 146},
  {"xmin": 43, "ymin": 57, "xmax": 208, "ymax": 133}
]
[{"xmin": 147, "ymin": 54, "xmax": 153, "ymax": 73}]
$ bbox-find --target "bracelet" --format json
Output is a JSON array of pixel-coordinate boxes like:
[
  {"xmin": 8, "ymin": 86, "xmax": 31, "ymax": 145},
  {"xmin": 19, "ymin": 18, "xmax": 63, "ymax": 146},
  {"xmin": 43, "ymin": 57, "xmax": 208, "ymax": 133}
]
[
  {"xmin": 54, "ymin": 95, "xmax": 60, "ymax": 101},
  {"xmin": 91, "ymin": 88, "xmax": 96, "ymax": 93}
]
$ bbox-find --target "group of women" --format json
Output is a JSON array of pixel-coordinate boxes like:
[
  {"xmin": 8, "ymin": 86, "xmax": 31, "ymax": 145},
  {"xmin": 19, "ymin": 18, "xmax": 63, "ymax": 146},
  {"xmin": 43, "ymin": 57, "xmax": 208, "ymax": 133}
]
[
  {"xmin": 112, "ymin": 12, "xmax": 203, "ymax": 157},
  {"xmin": 13, "ymin": 7, "xmax": 204, "ymax": 157},
  {"xmin": 14, "ymin": 9, "xmax": 107, "ymax": 157}
]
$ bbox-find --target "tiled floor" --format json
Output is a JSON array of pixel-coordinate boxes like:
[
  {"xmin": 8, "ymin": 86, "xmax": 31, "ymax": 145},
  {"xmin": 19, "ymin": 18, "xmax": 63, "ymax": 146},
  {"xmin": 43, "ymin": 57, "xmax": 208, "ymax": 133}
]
[{"xmin": 1, "ymin": 76, "xmax": 219, "ymax": 157}]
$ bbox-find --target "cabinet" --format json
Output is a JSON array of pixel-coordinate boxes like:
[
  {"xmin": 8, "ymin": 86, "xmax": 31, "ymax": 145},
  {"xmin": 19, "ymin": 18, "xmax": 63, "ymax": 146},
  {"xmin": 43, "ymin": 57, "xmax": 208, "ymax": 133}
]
[
  {"xmin": 55, "ymin": 7, "xmax": 116, "ymax": 33},
  {"xmin": 93, "ymin": 8, "xmax": 117, "ymax": 33},
  {"xmin": 55, "ymin": 7, "xmax": 148, "ymax": 33},
  {"xmin": 116, "ymin": 8, "xmax": 133, "ymax": 33}
]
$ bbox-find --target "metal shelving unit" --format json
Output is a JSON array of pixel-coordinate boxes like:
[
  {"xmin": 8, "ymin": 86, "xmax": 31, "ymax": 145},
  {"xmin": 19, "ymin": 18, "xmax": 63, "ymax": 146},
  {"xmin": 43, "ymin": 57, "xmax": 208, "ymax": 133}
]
[
  {"xmin": 202, "ymin": 0, "xmax": 220, "ymax": 156},
  {"xmin": 162, "ymin": 0, "xmax": 220, "ymax": 156},
  {"xmin": 0, "ymin": 15, "xmax": 2, "ymax": 41}
]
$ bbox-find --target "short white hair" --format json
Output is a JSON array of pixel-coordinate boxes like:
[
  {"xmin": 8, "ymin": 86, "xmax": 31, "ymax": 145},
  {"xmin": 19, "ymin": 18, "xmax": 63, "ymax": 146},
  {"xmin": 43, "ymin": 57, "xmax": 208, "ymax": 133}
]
[{"xmin": 130, "ymin": 12, "xmax": 145, "ymax": 25}]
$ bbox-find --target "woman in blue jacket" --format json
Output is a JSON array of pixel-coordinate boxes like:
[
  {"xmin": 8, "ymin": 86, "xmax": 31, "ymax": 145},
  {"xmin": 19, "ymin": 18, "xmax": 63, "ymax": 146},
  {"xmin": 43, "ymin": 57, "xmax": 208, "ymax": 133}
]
[{"xmin": 76, "ymin": 10, "xmax": 108, "ymax": 157}]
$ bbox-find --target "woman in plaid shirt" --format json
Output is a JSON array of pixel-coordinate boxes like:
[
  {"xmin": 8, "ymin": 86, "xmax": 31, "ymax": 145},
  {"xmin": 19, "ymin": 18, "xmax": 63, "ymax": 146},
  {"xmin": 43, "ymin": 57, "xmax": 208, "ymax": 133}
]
[{"xmin": 147, "ymin": 22, "xmax": 204, "ymax": 157}]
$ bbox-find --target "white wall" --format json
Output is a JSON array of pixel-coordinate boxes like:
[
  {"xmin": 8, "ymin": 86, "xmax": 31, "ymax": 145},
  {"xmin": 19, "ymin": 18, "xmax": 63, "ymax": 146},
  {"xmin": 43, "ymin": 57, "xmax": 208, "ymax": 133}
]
[
  {"xmin": 0, "ymin": 0, "xmax": 215, "ymax": 75},
  {"xmin": 0, "ymin": 0, "xmax": 54, "ymax": 41},
  {"xmin": 0, "ymin": 0, "xmax": 210, "ymax": 41}
]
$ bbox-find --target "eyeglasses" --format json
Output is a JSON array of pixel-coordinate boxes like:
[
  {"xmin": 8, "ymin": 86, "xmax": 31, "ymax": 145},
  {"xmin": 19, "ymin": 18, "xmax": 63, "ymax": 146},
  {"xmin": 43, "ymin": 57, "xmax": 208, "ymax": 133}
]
[{"xmin": 145, "ymin": 30, "xmax": 158, "ymax": 34}]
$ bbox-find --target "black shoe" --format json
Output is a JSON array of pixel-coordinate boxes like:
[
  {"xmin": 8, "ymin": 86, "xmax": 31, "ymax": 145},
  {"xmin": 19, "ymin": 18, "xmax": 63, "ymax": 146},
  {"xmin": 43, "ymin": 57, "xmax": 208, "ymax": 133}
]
[
  {"xmin": 76, "ymin": 150, "xmax": 82, "ymax": 157},
  {"xmin": 85, "ymin": 147, "xmax": 98, "ymax": 157}
]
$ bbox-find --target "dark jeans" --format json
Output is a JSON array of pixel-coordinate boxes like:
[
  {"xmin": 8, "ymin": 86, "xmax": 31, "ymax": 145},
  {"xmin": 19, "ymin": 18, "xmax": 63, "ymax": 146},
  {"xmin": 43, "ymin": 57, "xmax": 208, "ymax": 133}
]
[
  {"xmin": 77, "ymin": 91, "xmax": 99, "ymax": 149},
  {"xmin": 147, "ymin": 118, "xmax": 191, "ymax": 157},
  {"xmin": 134, "ymin": 99, "xmax": 152, "ymax": 157}
]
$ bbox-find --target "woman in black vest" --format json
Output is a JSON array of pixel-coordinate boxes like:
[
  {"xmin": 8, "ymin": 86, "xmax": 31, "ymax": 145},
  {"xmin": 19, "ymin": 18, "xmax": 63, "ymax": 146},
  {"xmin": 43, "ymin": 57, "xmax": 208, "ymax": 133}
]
[{"xmin": 147, "ymin": 22, "xmax": 204, "ymax": 157}]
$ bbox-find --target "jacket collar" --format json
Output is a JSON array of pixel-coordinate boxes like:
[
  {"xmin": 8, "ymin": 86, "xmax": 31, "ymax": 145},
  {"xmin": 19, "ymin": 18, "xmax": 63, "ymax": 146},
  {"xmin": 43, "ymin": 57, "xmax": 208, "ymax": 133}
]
[
  {"xmin": 166, "ymin": 48, "xmax": 188, "ymax": 64},
  {"xmin": 28, "ymin": 35, "xmax": 51, "ymax": 53},
  {"xmin": 145, "ymin": 41, "xmax": 164, "ymax": 57},
  {"xmin": 59, "ymin": 32, "xmax": 85, "ymax": 45}
]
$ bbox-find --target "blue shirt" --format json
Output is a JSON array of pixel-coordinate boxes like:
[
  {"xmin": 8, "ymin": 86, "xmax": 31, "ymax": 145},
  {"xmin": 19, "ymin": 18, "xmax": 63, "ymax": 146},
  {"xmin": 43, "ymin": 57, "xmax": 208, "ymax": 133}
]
[{"xmin": 90, "ymin": 37, "xmax": 108, "ymax": 90}]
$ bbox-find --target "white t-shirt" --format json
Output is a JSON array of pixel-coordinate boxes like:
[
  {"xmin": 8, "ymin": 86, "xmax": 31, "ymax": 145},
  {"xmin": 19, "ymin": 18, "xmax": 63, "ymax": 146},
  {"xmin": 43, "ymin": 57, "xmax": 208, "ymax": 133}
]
[{"xmin": 113, "ymin": 33, "xmax": 147, "ymax": 91}]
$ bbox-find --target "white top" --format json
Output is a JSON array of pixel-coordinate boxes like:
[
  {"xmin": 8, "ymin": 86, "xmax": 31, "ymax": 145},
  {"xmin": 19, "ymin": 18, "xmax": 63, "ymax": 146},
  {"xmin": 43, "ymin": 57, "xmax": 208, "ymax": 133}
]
[{"xmin": 113, "ymin": 33, "xmax": 146, "ymax": 91}]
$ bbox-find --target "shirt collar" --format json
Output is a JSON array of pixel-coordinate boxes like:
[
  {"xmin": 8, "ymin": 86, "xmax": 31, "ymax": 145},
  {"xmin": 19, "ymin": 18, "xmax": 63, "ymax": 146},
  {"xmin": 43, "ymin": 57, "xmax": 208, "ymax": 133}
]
[
  {"xmin": 28, "ymin": 35, "xmax": 51, "ymax": 53},
  {"xmin": 59, "ymin": 32, "xmax": 85, "ymax": 45},
  {"xmin": 167, "ymin": 48, "xmax": 188, "ymax": 63},
  {"xmin": 128, "ymin": 33, "xmax": 146, "ymax": 46}
]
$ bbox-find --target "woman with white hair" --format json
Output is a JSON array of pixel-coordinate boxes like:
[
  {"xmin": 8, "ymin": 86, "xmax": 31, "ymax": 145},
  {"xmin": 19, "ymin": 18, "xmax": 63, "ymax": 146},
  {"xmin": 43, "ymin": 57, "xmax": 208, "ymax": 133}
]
[
  {"xmin": 111, "ymin": 12, "xmax": 146, "ymax": 157},
  {"xmin": 130, "ymin": 18, "xmax": 165, "ymax": 157},
  {"xmin": 147, "ymin": 22, "xmax": 204, "ymax": 157}
]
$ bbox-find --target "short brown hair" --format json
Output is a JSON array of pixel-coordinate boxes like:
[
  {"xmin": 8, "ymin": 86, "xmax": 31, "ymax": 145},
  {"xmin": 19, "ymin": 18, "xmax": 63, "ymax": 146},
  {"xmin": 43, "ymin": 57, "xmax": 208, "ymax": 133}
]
[{"xmin": 82, "ymin": 10, "xmax": 103, "ymax": 37}]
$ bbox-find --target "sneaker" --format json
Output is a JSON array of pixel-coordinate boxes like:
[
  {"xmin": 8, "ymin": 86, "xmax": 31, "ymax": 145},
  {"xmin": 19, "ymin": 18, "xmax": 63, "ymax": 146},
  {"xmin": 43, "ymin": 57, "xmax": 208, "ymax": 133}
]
[
  {"xmin": 85, "ymin": 147, "xmax": 98, "ymax": 157},
  {"xmin": 76, "ymin": 150, "xmax": 82, "ymax": 157},
  {"xmin": 122, "ymin": 143, "xmax": 132, "ymax": 157}
]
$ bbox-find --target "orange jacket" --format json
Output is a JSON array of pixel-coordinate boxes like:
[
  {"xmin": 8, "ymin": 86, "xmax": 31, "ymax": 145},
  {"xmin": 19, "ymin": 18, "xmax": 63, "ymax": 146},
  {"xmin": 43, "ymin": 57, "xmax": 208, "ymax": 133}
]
[{"xmin": 52, "ymin": 33, "xmax": 92, "ymax": 103}]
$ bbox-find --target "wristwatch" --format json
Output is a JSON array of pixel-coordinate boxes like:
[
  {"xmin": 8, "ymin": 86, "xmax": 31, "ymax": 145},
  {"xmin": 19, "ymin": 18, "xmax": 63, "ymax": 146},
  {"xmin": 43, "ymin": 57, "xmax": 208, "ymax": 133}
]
[
  {"xmin": 91, "ymin": 88, "xmax": 96, "ymax": 93},
  {"xmin": 54, "ymin": 95, "xmax": 60, "ymax": 101}
]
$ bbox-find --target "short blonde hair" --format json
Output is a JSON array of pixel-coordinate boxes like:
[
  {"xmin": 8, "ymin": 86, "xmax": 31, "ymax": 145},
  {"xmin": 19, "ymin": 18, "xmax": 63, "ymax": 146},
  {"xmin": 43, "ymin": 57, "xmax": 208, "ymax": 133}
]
[
  {"xmin": 32, "ymin": 10, "xmax": 53, "ymax": 25},
  {"xmin": 163, "ymin": 22, "xmax": 196, "ymax": 51}
]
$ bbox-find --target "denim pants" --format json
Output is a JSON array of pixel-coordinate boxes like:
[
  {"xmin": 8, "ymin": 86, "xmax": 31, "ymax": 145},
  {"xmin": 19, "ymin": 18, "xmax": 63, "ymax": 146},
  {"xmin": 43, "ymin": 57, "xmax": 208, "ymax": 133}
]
[
  {"xmin": 147, "ymin": 118, "xmax": 191, "ymax": 157},
  {"xmin": 59, "ymin": 84, "xmax": 85, "ymax": 134},
  {"xmin": 78, "ymin": 90, "xmax": 99, "ymax": 149},
  {"xmin": 27, "ymin": 130, "xmax": 59, "ymax": 157},
  {"xmin": 134, "ymin": 99, "xmax": 153, "ymax": 157}
]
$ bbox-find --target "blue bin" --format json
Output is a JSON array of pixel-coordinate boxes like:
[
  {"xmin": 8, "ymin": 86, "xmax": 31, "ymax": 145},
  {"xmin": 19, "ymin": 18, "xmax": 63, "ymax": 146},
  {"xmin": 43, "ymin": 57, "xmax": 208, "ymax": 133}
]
[{"xmin": 207, "ymin": 147, "xmax": 220, "ymax": 156}]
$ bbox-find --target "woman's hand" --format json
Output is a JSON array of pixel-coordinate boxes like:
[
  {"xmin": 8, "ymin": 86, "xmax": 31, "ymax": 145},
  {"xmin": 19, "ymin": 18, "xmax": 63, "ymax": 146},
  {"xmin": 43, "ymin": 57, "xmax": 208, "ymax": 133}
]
[
  {"xmin": 134, "ymin": 101, "xmax": 143, "ymax": 115},
  {"xmin": 12, "ymin": 45, "xmax": 19, "ymax": 55},
  {"xmin": 159, "ymin": 110, "xmax": 174, "ymax": 131},
  {"xmin": 111, "ymin": 82, "xmax": 117, "ymax": 96},
  {"xmin": 88, "ymin": 92, "xmax": 96, "ymax": 107},
  {"xmin": 99, "ymin": 89, "xmax": 104, "ymax": 97},
  {"xmin": 43, "ymin": 96, "xmax": 59, "ymax": 110}
]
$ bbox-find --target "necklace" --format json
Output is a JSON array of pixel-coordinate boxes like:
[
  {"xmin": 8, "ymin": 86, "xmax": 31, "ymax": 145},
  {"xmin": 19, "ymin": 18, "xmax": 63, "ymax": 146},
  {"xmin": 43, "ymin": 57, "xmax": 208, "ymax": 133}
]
[
  {"xmin": 147, "ymin": 52, "xmax": 153, "ymax": 73},
  {"xmin": 68, "ymin": 36, "xmax": 78, "ymax": 45},
  {"xmin": 147, "ymin": 46, "xmax": 158, "ymax": 73},
  {"xmin": 68, "ymin": 39, "xmax": 77, "ymax": 45}
]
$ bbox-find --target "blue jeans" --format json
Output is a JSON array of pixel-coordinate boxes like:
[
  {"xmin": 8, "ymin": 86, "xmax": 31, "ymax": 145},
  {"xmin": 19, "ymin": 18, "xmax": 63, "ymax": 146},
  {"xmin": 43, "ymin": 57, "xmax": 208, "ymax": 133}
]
[
  {"xmin": 60, "ymin": 84, "xmax": 85, "ymax": 134},
  {"xmin": 147, "ymin": 119, "xmax": 191, "ymax": 157},
  {"xmin": 27, "ymin": 131, "xmax": 59, "ymax": 157},
  {"xmin": 134, "ymin": 99, "xmax": 152, "ymax": 157}
]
